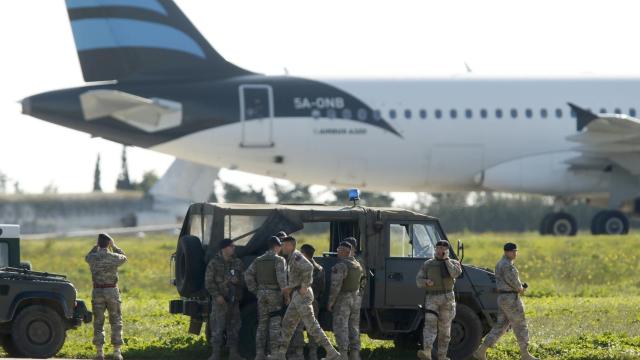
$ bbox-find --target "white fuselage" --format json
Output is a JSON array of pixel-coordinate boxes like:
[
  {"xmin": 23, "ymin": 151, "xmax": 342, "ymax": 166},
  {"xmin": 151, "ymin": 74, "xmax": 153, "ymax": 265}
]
[{"xmin": 152, "ymin": 76, "xmax": 640, "ymax": 197}]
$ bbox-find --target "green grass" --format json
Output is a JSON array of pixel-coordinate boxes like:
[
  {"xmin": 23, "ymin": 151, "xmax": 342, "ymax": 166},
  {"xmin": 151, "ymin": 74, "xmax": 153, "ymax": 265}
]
[{"xmin": 1, "ymin": 233, "xmax": 639, "ymax": 359}]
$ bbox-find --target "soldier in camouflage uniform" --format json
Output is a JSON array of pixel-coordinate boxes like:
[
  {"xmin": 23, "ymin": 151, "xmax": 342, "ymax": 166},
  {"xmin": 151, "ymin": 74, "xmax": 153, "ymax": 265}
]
[
  {"xmin": 474, "ymin": 243, "xmax": 539, "ymax": 360},
  {"xmin": 343, "ymin": 237, "xmax": 365, "ymax": 360},
  {"xmin": 415, "ymin": 240, "xmax": 462, "ymax": 360},
  {"xmin": 245, "ymin": 236, "xmax": 287, "ymax": 360},
  {"xmin": 85, "ymin": 233, "xmax": 127, "ymax": 360},
  {"xmin": 327, "ymin": 241, "xmax": 363, "ymax": 360},
  {"xmin": 205, "ymin": 239, "xmax": 246, "ymax": 360},
  {"xmin": 268, "ymin": 236, "xmax": 340, "ymax": 360},
  {"xmin": 294, "ymin": 244, "xmax": 325, "ymax": 360}
]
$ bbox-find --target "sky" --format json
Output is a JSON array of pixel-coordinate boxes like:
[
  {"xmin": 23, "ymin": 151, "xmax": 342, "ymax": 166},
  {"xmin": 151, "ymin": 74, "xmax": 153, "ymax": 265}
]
[{"xmin": 1, "ymin": 0, "xmax": 640, "ymax": 204}]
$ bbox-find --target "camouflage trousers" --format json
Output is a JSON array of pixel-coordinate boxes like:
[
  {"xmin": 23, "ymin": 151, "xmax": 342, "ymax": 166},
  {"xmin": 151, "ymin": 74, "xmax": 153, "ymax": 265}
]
[
  {"xmin": 92, "ymin": 287, "xmax": 123, "ymax": 347},
  {"xmin": 332, "ymin": 291, "xmax": 361, "ymax": 353},
  {"xmin": 256, "ymin": 289, "xmax": 284, "ymax": 356},
  {"xmin": 483, "ymin": 294, "xmax": 529, "ymax": 348},
  {"xmin": 289, "ymin": 300, "xmax": 320, "ymax": 359},
  {"xmin": 280, "ymin": 289, "xmax": 332, "ymax": 353},
  {"xmin": 422, "ymin": 292, "xmax": 456, "ymax": 359},
  {"xmin": 210, "ymin": 300, "xmax": 241, "ymax": 349}
]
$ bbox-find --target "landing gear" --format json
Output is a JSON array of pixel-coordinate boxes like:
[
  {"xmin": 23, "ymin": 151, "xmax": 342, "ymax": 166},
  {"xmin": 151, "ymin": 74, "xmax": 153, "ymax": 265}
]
[
  {"xmin": 539, "ymin": 212, "xmax": 577, "ymax": 236},
  {"xmin": 591, "ymin": 210, "xmax": 629, "ymax": 235}
]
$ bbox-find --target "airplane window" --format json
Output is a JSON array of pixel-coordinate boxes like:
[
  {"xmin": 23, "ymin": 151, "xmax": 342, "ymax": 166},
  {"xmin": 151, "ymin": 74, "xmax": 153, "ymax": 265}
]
[
  {"xmin": 465, "ymin": 109, "xmax": 472, "ymax": 118},
  {"xmin": 450, "ymin": 109, "xmax": 457, "ymax": 119},
  {"xmin": 555, "ymin": 109, "xmax": 563, "ymax": 118},
  {"xmin": 389, "ymin": 109, "xmax": 397, "ymax": 119},
  {"xmin": 373, "ymin": 110, "xmax": 382, "ymax": 121},
  {"xmin": 405, "ymin": 109, "xmax": 412, "ymax": 119},
  {"xmin": 540, "ymin": 109, "xmax": 548, "ymax": 118},
  {"xmin": 614, "ymin": 108, "xmax": 621, "ymax": 114},
  {"xmin": 357, "ymin": 108, "xmax": 368, "ymax": 121},
  {"xmin": 342, "ymin": 108, "xmax": 352, "ymax": 119},
  {"xmin": 480, "ymin": 109, "xmax": 487, "ymax": 119},
  {"xmin": 510, "ymin": 109, "xmax": 518, "ymax": 118},
  {"xmin": 525, "ymin": 109, "xmax": 533, "ymax": 118},
  {"xmin": 435, "ymin": 109, "xmax": 442, "ymax": 119},
  {"xmin": 495, "ymin": 109, "xmax": 503, "ymax": 119},
  {"xmin": 311, "ymin": 109, "xmax": 320, "ymax": 119},
  {"xmin": 327, "ymin": 109, "xmax": 336, "ymax": 119},
  {"xmin": 599, "ymin": 108, "xmax": 607, "ymax": 114},
  {"xmin": 630, "ymin": 108, "xmax": 637, "ymax": 117},
  {"xmin": 419, "ymin": 109, "xmax": 427, "ymax": 119}
]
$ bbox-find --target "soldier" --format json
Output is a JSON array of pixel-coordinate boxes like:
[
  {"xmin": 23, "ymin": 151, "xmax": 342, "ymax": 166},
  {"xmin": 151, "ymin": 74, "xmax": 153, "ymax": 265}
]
[
  {"xmin": 298, "ymin": 244, "xmax": 325, "ymax": 360},
  {"xmin": 342, "ymin": 236, "xmax": 366, "ymax": 360},
  {"xmin": 85, "ymin": 233, "xmax": 127, "ymax": 360},
  {"xmin": 268, "ymin": 236, "xmax": 340, "ymax": 360},
  {"xmin": 473, "ymin": 243, "xmax": 539, "ymax": 360},
  {"xmin": 415, "ymin": 240, "xmax": 462, "ymax": 360},
  {"xmin": 327, "ymin": 241, "xmax": 364, "ymax": 360},
  {"xmin": 205, "ymin": 239, "xmax": 246, "ymax": 360},
  {"xmin": 244, "ymin": 236, "xmax": 287, "ymax": 360}
]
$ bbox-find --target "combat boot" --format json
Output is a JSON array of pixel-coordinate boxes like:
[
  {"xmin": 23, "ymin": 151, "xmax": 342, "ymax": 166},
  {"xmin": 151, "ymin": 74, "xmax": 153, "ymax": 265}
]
[
  {"xmin": 94, "ymin": 346, "xmax": 104, "ymax": 360},
  {"xmin": 519, "ymin": 344, "xmax": 540, "ymax": 360},
  {"xmin": 417, "ymin": 349, "xmax": 432, "ymax": 360},
  {"xmin": 348, "ymin": 350, "xmax": 361, "ymax": 360},
  {"xmin": 321, "ymin": 346, "xmax": 341, "ymax": 360},
  {"xmin": 473, "ymin": 344, "xmax": 488, "ymax": 360},
  {"xmin": 229, "ymin": 348, "xmax": 247, "ymax": 360},
  {"xmin": 113, "ymin": 346, "xmax": 123, "ymax": 360}
]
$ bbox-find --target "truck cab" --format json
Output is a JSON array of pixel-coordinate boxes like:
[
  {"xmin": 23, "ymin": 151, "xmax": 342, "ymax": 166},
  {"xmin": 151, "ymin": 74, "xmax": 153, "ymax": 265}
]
[{"xmin": 169, "ymin": 203, "xmax": 498, "ymax": 359}]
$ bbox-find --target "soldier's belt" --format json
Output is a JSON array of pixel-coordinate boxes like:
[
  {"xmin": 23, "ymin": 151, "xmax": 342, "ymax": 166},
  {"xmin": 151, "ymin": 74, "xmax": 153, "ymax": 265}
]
[
  {"xmin": 93, "ymin": 283, "xmax": 117, "ymax": 288},
  {"xmin": 424, "ymin": 290, "xmax": 454, "ymax": 296}
]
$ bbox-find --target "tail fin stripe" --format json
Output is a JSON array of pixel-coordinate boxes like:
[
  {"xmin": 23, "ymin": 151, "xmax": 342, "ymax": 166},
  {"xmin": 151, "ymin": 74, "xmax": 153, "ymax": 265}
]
[
  {"xmin": 66, "ymin": 0, "xmax": 168, "ymax": 16},
  {"xmin": 71, "ymin": 18, "xmax": 206, "ymax": 58}
]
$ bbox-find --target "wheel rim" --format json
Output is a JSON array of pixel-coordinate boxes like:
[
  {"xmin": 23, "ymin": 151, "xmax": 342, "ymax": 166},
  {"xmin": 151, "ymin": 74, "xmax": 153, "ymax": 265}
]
[
  {"xmin": 552, "ymin": 219, "xmax": 573, "ymax": 235},
  {"xmin": 27, "ymin": 319, "xmax": 53, "ymax": 345},
  {"xmin": 604, "ymin": 217, "xmax": 624, "ymax": 234}
]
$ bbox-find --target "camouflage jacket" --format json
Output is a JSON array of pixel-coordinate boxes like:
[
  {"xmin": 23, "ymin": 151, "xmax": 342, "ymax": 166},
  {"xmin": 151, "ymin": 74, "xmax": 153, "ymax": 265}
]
[
  {"xmin": 244, "ymin": 249, "xmax": 287, "ymax": 293},
  {"xmin": 415, "ymin": 257, "xmax": 462, "ymax": 289},
  {"xmin": 85, "ymin": 245, "xmax": 127, "ymax": 285},
  {"xmin": 355, "ymin": 252, "xmax": 367, "ymax": 293},
  {"xmin": 328, "ymin": 256, "xmax": 363, "ymax": 307},
  {"xmin": 285, "ymin": 250, "xmax": 313, "ymax": 290},
  {"xmin": 205, "ymin": 251, "xmax": 245, "ymax": 301},
  {"xmin": 495, "ymin": 255, "xmax": 524, "ymax": 292},
  {"xmin": 310, "ymin": 258, "xmax": 325, "ymax": 298}
]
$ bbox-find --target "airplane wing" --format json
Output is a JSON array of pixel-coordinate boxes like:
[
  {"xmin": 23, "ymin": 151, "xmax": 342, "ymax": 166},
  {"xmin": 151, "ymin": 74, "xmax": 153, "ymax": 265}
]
[
  {"xmin": 80, "ymin": 90, "xmax": 182, "ymax": 132},
  {"xmin": 566, "ymin": 103, "xmax": 640, "ymax": 175}
]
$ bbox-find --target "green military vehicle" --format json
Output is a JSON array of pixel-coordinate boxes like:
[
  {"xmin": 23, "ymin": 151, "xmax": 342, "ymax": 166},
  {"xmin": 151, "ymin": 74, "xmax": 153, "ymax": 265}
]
[
  {"xmin": 0, "ymin": 224, "xmax": 92, "ymax": 358},
  {"xmin": 169, "ymin": 200, "xmax": 499, "ymax": 359}
]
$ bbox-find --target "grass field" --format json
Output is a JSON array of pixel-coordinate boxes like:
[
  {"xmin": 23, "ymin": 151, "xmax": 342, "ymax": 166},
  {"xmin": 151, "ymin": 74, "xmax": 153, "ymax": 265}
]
[{"xmin": 2, "ymin": 232, "xmax": 640, "ymax": 359}]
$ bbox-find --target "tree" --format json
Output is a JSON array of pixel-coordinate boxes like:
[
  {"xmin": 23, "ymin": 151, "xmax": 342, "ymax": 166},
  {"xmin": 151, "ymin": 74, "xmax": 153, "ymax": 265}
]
[
  {"xmin": 93, "ymin": 154, "xmax": 102, "ymax": 192},
  {"xmin": 43, "ymin": 182, "xmax": 58, "ymax": 194},
  {"xmin": 0, "ymin": 171, "xmax": 7, "ymax": 194},
  {"xmin": 116, "ymin": 146, "xmax": 133, "ymax": 190},
  {"xmin": 273, "ymin": 182, "xmax": 313, "ymax": 204},
  {"xmin": 13, "ymin": 181, "xmax": 23, "ymax": 194},
  {"xmin": 132, "ymin": 170, "xmax": 159, "ymax": 194},
  {"xmin": 222, "ymin": 182, "xmax": 266, "ymax": 204}
]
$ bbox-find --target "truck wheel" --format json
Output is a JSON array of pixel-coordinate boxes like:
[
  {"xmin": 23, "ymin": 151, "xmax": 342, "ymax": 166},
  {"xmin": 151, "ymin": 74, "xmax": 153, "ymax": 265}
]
[
  {"xmin": 175, "ymin": 235, "xmax": 206, "ymax": 297},
  {"xmin": 1, "ymin": 334, "xmax": 21, "ymax": 357},
  {"xmin": 449, "ymin": 304, "xmax": 482, "ymax": 360},
  {"xmin": 11, "ymin": 305, "xmax": 66, "ymax": 358},
  {"xmin": 239, "ymin": 302, "xmax": 258, "ymax": 358}
]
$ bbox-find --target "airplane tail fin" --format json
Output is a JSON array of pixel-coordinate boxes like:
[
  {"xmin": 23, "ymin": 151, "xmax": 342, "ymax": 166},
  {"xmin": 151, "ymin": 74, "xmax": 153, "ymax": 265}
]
[{"xmin": 65, "ymin": 0, "xmax": 252, "ymax": 82}]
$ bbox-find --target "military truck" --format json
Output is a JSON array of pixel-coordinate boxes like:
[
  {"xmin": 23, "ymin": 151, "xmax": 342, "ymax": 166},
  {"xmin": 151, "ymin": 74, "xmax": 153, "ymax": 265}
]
[
  {"xmin": 169, "ymin": 202, "xmax": 499, "ymax": 359},
  {"xmin": 0, "ymin": 224, "xmax": 92, "ymax": 358}
]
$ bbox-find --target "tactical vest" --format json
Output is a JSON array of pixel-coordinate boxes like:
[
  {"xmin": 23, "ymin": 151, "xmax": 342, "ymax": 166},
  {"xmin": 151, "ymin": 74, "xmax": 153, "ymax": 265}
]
[
  {"xmin": 341, "ymin": 259, "xmax": 363, "ymax": 292},
  {"xmin": 425, "ymin": 260, "xmax": 454, "ymax": 293},
  {"xmin": 255, "ymin": 255, "xmax": 278, "ymax": 286}
]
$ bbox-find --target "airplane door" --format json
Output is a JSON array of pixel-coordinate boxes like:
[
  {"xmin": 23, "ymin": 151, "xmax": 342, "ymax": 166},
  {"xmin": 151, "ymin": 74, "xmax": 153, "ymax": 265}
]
[{"xmin": 239, "ymin": 85, "xmax": 274, "ymax": 147}]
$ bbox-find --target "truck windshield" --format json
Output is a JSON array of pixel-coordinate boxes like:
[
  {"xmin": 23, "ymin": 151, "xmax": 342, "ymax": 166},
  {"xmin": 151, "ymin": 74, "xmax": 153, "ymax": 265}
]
[
  {"xmin": 389, "ymin": 222, "xmax": 443, "ymax": 258},
  {"xmin": 412, "ymin": 223, "xmax": 443, "ymax": 258},
  {"xmin": 0, "ymin": 243, "xmax": 8, "ymax": 267}
]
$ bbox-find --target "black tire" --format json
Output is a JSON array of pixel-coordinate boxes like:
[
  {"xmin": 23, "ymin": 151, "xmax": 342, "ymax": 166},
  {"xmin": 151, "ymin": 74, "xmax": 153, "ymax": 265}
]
[
  {"xmin": 239, "ymin": 302, "xmax": 258, "ymax": 358},
  {"xmin": 591, "ymin": 211, "xmax": 607, "ymax": 235},
  {"xmin": 539, "ymin": 213, "xmax": 554, "ymax": 235},
  {"xmin": 1, "ymin": 334, "xmax": 21, "ymax": 357},
  {"xmin": 175, "ymin": 235, "xmax": 206, "ymax": 297},
  {"xmin": 594, "ymin": 210, "xmax": 629, "ymax": 235},
  {"xmin": 449, "ymin": 304, "xmax": 483, "ymax": 360},
  {"xmin": 11, "ymin": 305, "xmax": 66, "ymax": 358},
  {"xmin": 547, "ymin": 212, "xmax": 577, "ymax": 236}
]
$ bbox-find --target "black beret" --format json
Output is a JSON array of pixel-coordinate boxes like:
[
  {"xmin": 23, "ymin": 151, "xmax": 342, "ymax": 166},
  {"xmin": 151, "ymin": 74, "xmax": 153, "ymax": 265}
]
[
  {"xmin": 268, "ymin": 236, "xmax": 282, "ymax": 247},
  {"xmin": 282, "ymin": 235, "xmax": 296, "ymax": 243},
  {"xmin": 343, "ymin": 237, "xmax": 358, "ymax": 248},
  {"xmin": 219, "ymin": 238, "xmax": 234, "ymax": 250},
  {"xmin": 300, "ymin": 244, "xmax": 315, "ymax": 255},
  {"xmin": 338, "ymin": 241, "xmax": 353, "ymax": 249},
  {"xmin": 275, "ymin": 231, "xmax": 288, "ymax": 239},
  {"xmin": 435, "ymin": 240, "xmax": 449, "ymax": 247},
  {"xmin": 504, "ymin": 242, "xmax": 517, "ymax": 251}
]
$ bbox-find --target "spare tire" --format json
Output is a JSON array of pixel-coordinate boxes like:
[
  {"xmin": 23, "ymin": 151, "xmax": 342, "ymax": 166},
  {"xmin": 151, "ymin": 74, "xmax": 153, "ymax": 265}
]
[{"xmin": 175, "ymin": 235, "xmax": 206, "ymax": 297}]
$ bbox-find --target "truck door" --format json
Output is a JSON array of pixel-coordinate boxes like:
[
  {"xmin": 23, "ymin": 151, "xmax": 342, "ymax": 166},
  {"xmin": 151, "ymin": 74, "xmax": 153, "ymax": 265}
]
[{"xmin": 383, "ymin": 222, "xmax": 443, "ymax": 307}]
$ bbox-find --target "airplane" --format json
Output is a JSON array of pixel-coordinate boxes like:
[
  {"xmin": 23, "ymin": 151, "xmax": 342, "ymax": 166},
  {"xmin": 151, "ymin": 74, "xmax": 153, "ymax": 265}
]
[{"xmin": 21, "ymin": 0, "xmax": 640, "ymax": 236}]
